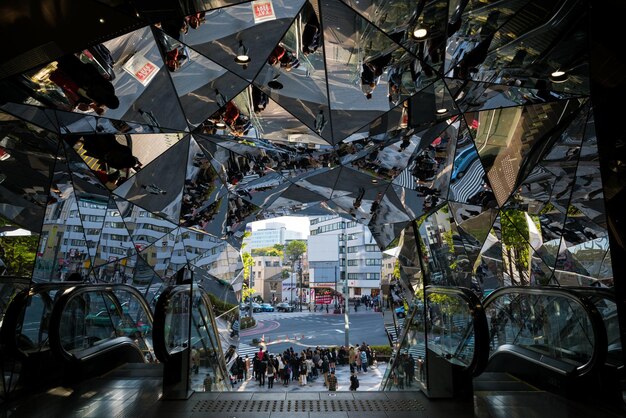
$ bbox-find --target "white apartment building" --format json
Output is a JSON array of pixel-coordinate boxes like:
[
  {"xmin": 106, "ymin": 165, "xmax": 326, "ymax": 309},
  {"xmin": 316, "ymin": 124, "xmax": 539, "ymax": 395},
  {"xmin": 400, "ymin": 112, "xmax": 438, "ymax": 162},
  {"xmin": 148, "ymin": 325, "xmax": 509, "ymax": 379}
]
[
  {"xmin": 309, "ymin": 215, "xmax": 382, "ymax": 298},
  {"xmin": 243, "ymin": 222, "xmax": 303, "ymax": 250}
]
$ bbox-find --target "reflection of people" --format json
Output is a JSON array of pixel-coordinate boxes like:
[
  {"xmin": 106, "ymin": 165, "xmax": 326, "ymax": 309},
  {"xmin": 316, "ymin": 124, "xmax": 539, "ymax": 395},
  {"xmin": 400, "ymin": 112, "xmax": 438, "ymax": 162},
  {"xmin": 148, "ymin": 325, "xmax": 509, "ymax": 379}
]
[
  {"xmin": 49, "ymin": 55, "xmax": 120, "ymax": 113},
  {"xmin": 230, "ymin": 319, "xmax": 239, "ymax": 338}
]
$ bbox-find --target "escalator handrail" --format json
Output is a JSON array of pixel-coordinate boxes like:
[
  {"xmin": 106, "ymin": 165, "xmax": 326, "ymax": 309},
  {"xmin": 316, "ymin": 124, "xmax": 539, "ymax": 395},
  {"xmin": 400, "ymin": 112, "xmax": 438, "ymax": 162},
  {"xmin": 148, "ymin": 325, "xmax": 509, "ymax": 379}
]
[
  {"xmin": 153, "ymin": 284, "xmax": 230, "ymax": 384},
  {"xmin": 48, "ymin": 283, "xmax": 153, "ymax": 363},
  {"xmin": 0, "ymin": 282, "xmax": 78, "ymax": 358},
  {"xmin": 426, "ymin": 286, "xmax": 490, "ymax": 376},
  {"xmin": 482, "ymin": 285, "xmax": 608, "ymax": 378}
]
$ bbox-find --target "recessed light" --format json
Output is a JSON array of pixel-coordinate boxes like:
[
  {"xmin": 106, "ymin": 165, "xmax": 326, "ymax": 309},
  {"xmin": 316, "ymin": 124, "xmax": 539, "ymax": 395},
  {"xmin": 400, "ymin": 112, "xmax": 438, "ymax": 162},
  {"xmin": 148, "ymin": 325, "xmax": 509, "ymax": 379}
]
[
  {"xmin": 413, "ymin": 27, "xmax": 428, "ymax": 39},
  {"xmin": 549, "ymin": 70, "xmax": 568, "ymax": 83},
  {"xmin": 436, "ymin": 108, "xmax": 448, "ymax": 114},
  {"xmin": 99, "ymin": 18, "xmax": 105, "ymax": 23}
]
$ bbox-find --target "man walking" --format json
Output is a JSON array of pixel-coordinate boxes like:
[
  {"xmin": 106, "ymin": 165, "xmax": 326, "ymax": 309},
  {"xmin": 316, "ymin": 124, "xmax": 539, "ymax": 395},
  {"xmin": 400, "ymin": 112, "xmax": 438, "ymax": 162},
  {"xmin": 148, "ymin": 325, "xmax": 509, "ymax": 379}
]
[{"xmin": 327, "ymin": 370, "xmax": 338, "ymax": 391}]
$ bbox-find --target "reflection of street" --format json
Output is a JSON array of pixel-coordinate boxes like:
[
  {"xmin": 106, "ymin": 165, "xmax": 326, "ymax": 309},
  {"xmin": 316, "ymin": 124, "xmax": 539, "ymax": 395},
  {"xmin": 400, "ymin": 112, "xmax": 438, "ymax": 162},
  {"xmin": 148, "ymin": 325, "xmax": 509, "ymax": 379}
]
[{"xmin": 449, "ymin": 159, "xmax": 484, "ymax": 202}]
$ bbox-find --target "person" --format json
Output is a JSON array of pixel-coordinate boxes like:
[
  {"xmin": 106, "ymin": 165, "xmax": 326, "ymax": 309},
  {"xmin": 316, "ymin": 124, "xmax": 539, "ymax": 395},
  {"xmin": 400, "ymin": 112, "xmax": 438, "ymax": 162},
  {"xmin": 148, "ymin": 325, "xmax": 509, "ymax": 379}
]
[
  {"xmin": 244, "ymin": 355, "xmax": 250, "ymax": 380},
  {"xmin": 259, "ymin": 356, "xmax": 267, "ymax": 386},
  {"xmin": 327, "ymin": 370, "xmax": 338, "ymax": 391},
  {"xmin": 360, "ymin": 348, "xmax": 368, "ymax": 372},
  {"xmin": 191, "ymin": 348, "xmax": 200, "ymax": 374},
  {"xmin": 417, "ymin": 356, "xmax": 425, "ymax": 381},
  {"xmin": 230, "ymin": 319, "xmax": 239, "ymax": 338},
  {"xmin": 395, "ymin": 362, "xmax": 405, "ymax": 389},
  {"xmin": 322, "ymin": 355, "xmax": 330, "ymax": 387},
  {"xmin": 266, "ymin": 356, "xmax": 275, "ymax": 389},
  {"xmin": 349, "ymin": 371, "xmax": 359, "ymax": 391},
  {"xmin": 406, "ymin": 354, "xmax": 415, "ymax": 387},
  {"xmin": 203, "ymin": 374, "xmax": 212, "ymax": 392},
  {"xmin": 299, "ymin": 359, "xmax": 308, "ymax": 386}
]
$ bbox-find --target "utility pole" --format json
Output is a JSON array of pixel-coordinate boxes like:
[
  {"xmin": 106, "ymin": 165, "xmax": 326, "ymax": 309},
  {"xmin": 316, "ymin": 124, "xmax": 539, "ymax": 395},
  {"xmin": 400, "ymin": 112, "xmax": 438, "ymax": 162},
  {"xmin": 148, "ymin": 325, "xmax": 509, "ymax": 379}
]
[
  {"xmin": 334, "ymin": 264, "xmax": 338, "ymax": 310},
  {"xmin": 249, "ymin": 262, "xmax": 253, "ymax": 319},
  {"xmin": 298, "ymin": 257, "xmax": 303, "ymax": 312},
  {"xmin": 343, "ymin": 272, "xmax": 349, "ymax": 347}
]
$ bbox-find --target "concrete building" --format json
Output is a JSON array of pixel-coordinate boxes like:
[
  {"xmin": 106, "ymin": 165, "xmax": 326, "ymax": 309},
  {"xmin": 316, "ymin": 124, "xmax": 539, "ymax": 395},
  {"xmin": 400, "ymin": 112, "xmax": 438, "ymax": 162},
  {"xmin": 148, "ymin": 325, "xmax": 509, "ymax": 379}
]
[
  {"xmin": 243, "ymin": 222, "xmax": 303, "ymax": 250},
  {"xmin": 250, "ymin": 255, "xmax": 284, "ymax": 303},
  {"xmin": 309, "ymin": 216, "xmax": 382, "ymax": 298}
]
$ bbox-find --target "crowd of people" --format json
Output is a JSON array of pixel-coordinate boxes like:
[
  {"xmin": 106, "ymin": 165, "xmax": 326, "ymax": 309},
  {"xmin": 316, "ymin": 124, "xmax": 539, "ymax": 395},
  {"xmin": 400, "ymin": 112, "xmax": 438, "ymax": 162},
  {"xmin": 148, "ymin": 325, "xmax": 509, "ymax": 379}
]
[{"xmin": 228, "ymin": 343, "xmax": 378, "ymax": 391}]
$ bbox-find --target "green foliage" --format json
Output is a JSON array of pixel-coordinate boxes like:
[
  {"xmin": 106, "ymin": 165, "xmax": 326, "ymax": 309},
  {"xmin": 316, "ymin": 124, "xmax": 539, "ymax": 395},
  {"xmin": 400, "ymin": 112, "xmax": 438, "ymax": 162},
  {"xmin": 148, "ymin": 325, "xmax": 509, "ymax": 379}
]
[
  {"xmin": 285, "ymin": 240, "xmax": 307, "ymax": 261},
  {"xmin": 393, "ymin": 260, "xmax": 401, "ymax": 280},
  {"xmin": 251, "ymin": 246, "xmax": 283, "ymax": 257},
  {"xmin": 567, "ymin": 205, "xmax": 582, "ymax": 216},
  {"xmin": 240, "ymin": 316, "xmax": 256, "ymax": 330},
  {"xmin": 501, "ymin": 209, "xmax": 530, "ymax": 270},
  {"xmin": 205, "ymin": 292, "xmax": 237, "ymax": 316},
  {"xmin": 0, "ymin": 235, "xmax": 39, "ymax": 276}
]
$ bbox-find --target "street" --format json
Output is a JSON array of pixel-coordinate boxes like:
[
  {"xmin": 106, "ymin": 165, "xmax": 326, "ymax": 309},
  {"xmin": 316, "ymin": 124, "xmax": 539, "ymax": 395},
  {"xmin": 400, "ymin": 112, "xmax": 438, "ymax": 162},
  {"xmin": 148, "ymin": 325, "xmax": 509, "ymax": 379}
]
[{"xmin": 237, "ymin": 309, "xmax": 388, "ymax": 356}]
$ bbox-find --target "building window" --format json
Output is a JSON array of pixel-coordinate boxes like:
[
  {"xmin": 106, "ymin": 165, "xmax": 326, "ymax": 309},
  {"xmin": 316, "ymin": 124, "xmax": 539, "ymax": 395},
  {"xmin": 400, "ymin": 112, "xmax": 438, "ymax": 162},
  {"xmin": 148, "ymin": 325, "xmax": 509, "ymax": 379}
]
[
  {"xmin": 365, "ymin": 273, "xmax": 380, "ymax": 280},
  {"xmin": 347, "ymin": 246, "xmax": 359, "ymax": 253},
  {"xmin": 365, "ymin": 259, "xmax": 381, "ymax": 266},
  {"xmin": 353, "ymin": 287, "xmax": 361, "ymax": 295},
  {"xmin": 347, "ymin": 259, "xmax": 358, "ymax": 266},
  {"xmin": 365, "ymin": 245, "xmax": 378, "ymax": 252}
]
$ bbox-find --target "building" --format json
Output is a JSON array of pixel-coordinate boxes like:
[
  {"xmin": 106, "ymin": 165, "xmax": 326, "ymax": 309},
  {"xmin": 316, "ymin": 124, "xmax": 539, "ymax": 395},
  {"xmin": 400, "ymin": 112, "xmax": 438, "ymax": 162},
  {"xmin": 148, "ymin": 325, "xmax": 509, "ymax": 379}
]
[
  {"xmin": 309, "ymin": 216, "xmax": 382, "ymax": 298},
  {"xmin": 242, "ymin": 222, "xmax": 303, "ymax": 251},
  {"xmin": 250, "ymin": 255, "xmax": 284, "ymax": 303}
]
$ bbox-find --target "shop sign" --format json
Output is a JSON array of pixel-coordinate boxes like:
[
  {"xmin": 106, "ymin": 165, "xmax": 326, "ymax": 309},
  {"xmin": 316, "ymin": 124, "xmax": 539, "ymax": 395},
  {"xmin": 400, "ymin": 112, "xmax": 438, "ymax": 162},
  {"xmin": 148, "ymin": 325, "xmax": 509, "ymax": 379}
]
[
  {"xmin": 252, "ymin": 0, "xmax": 276, "ymax": 23},
  {"xmin": 123, "ymin": 54, "xmax": 159, "ymax": 86}
]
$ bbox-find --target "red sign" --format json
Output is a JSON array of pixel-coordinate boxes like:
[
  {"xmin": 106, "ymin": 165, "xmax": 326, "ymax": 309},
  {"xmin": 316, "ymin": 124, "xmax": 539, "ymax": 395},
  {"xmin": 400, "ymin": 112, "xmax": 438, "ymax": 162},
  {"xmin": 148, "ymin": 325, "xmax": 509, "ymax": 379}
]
[
  {"xmin": 252, "ymin": 0, "xmax": 276, "ymax": 23},
  {"xmin": 123, "ymin": 54, "xmax": 159, "ymax": 86}
]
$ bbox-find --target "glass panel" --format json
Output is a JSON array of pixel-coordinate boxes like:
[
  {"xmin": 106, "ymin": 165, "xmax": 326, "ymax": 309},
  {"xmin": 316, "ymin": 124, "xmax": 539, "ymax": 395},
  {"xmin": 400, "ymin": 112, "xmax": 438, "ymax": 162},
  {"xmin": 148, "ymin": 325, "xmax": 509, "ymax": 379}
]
[{"xmin": 485, "ymin": 291, "xmax": 595, "ymax": 367}]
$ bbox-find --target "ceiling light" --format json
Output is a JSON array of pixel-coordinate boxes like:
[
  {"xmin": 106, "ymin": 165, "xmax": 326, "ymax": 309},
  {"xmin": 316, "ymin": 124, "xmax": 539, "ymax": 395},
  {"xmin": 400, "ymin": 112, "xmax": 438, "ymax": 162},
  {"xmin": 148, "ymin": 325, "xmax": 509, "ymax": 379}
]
[
  {"xmin": 235, "ymin": 40, "xmax": 250, "ymax": 65},
  {"xmin": 412, "ymin": 27, "xmax": 428, "ymax": 39},
  {"xmin": 99, "ymin": 18, "xmax": 105, "ymax": 23},
  {"xmin": 216, "ymin": 121, "xmax": 226, "ymax": 129},
  {"xmin": 549, "ymin": 70, "xmax": 568, "ymax": 83},
  {"xmin": 436, "ymin": 108, "xmax": 448, "ymax": 114}
]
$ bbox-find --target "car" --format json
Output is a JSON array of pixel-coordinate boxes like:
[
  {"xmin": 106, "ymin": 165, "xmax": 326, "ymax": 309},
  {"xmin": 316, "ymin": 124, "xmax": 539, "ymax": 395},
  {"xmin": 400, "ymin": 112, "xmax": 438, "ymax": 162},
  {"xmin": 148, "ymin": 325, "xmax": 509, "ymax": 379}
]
[
  {"xmin": 451, "ymin": 146, "xmax": 478, "ymax": 181},
  {"xmin": 395, "ymin": 306, "xmax": 406, "ymax": 318},
  {"xmin": 260, "ymin": 303, "xmax": 275, "ymax": 312},
  {"xmin": 276, "ymin": 302, "xmax": 295, "ymax": 312}
]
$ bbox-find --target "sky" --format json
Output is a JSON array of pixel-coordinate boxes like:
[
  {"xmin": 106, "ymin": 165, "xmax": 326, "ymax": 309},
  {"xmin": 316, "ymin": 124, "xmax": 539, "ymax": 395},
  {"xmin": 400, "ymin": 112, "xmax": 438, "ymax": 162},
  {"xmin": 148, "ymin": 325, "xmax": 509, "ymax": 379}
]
[{"xmin": 248, "ymin": 216, "xmax": 311, "ymax": 237}]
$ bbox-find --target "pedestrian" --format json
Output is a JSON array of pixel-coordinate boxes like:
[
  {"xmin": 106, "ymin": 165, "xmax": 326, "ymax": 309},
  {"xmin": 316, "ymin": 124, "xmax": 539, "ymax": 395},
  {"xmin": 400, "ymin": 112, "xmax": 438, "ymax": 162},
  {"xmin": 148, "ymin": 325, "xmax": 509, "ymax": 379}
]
[
  {"xmin": 282, "ymin": 363, "xmax": 290, "ymax": 386},
  {"xmin": 244, "ymin": 355, "xmax": 250, "ymax": 380},
  {"xmin": 267, "ymin": 356, "xmax": 275, "ymax": 389},
  {"xmin": 355, "ymin": 349, "xmax": 362, "ymax": 372},
  {"xmin": 349, "ymin": 371, "xmax": 359, "ymax": 391},
  {"xmin": 348, "ymin": 346, "xmax": 356, "ymax": 373},
  {"xmin": 259, "ymin": 357, "xmax": 267, "ymax": 386},
  {"xmin": 327, "ymin": 370, "xmax": 338, "ymax": 391},
  {"xmin": 203, "ymin": 374, "xmax": 212, "ymax": 392},
  {"xmin": 299, "ymin": 359, "xmax": 308, "ymax": 386},
  {"xmin": 322, "ymin": 356, "xmax": 330, "ymax": 387},
  {"xmin": 360, "ymin": 348, "xmax": 368, "ymax": 372}
]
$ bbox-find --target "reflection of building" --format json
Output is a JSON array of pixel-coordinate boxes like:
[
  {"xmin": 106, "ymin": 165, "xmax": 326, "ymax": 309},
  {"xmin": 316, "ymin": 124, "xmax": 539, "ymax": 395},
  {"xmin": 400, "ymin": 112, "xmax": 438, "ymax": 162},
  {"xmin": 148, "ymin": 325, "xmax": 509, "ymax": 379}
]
[
  {"xmin": 250, "ymin": 255, "xmax": 284, "ymax": 302},
  {"xmin": 309, "ymin": 216, "xmax": 382, "ymax": 298}
]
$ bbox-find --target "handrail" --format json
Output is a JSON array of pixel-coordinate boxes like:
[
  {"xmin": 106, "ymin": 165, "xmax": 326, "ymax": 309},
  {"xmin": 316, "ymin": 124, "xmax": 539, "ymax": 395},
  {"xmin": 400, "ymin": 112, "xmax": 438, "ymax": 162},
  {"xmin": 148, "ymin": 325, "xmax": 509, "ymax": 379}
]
[
  {"xmin": 482, "ymin": 286, "xmax": 607, "ymax": 378},
  {"xmin": 426, "ymin": 286, "xmax": 490, "ymax": 376},
  {"xmin": 0, "ymin": 282, "xmax": 77, "ymax": 359},
  {"xmin": 48, "ymin": 284, "xmax": 153, "ymax": 363},
  {"xmin": 153, "ymin": 284, "xmax": 229, "ymax": 383}
]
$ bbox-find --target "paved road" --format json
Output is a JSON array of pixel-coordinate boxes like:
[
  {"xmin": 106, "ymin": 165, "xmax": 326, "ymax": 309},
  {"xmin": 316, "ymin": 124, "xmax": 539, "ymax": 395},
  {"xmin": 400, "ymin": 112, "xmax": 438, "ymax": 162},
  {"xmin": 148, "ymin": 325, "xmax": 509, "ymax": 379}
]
[{"xmin": 239, "ymin": 310, "xmax": 388, "ymax": 355}]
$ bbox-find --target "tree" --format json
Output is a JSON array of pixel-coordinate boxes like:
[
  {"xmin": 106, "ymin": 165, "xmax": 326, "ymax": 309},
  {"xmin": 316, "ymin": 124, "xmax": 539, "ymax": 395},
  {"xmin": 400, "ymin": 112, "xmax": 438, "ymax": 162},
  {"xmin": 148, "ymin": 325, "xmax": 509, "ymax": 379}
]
[
  {"xmin": 285, "ymin": 240, "xmax": 307, "ymax": 262},
  {"xmin": 251, "ymin": 246, "xmax": 283, "ymax": 257},
  {"xmin": 0, "ymin": 235, "xmax": 38, "ymax": 276},
  {"xmin": 501, "ymin": 209, "xmax": 531, "ymax": 285}
]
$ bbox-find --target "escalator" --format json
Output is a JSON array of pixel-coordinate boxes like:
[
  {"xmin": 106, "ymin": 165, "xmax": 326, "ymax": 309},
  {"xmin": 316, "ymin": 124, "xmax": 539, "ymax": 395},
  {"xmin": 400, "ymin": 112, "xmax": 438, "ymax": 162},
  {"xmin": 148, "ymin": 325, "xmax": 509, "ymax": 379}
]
[
  {"xmin": 383, "ymin": 286, "xmax": 489, "ymax": 398},
  {"xmin": 48, "ymin": 284, "xmax": 155, "ymax": 381},
  {"xmin": 1, "ymin": 282, "xmax": 75, "ymax": 398},
  {"xmin": 482, "ymin": 286, "xmax": 613, "ymax": 401},
  {"xmin": 0, "ymin": 283, "xmax": 154, "ymax": 398},
  {"xmin": 153, "ymin": 284, "xmax": 230, "ymax": 396}
]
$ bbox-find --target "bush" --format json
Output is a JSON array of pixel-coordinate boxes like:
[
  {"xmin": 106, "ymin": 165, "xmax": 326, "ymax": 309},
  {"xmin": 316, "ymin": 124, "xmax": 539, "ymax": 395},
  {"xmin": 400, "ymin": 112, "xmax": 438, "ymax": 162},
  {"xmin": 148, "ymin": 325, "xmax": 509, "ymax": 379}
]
[
  {"xmin": 251, "ymin": 338, "xmax": 260, "ymax": 345},
  {"xmin": 240, "ymin": 316, "xmax": 256, "ymax": 330},
  {"xmin": 370, "ymin": 345, "xmax": 393, "ymax": 356}
]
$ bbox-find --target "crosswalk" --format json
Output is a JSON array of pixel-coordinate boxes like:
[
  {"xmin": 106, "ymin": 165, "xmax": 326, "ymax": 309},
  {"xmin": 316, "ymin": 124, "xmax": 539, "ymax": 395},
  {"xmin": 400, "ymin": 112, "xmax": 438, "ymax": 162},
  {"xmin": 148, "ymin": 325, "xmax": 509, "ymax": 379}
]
[{"xmin": 449, "ymin": 159, "xmax": 484, "ymax": 202}]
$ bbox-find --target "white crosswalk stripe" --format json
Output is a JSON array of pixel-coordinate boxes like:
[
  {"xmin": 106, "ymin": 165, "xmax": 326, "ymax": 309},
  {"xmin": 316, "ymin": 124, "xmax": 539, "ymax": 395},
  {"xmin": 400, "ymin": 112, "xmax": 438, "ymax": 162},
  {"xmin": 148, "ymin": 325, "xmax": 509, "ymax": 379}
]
[{"xmin": 449, "ymin": 159, "xmax": 484, "ymax": 202}]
